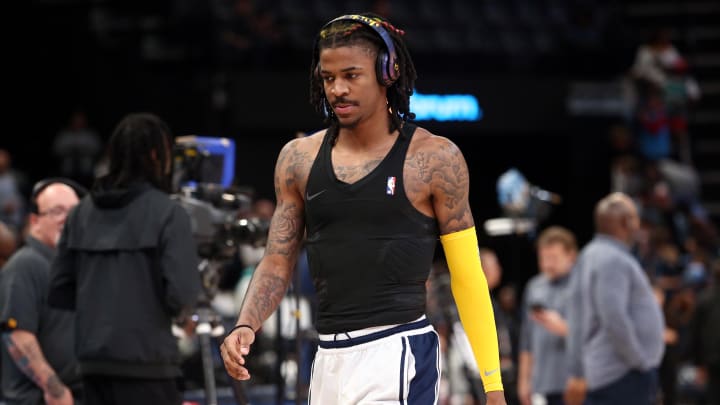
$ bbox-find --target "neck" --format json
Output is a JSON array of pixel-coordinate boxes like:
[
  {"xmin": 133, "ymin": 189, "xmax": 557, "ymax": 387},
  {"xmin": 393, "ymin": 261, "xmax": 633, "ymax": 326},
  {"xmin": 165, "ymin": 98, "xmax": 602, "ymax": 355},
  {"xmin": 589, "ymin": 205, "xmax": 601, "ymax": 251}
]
[
  {"xmin": 599, "ymin": 231, "xmax": 629, "ymax": 246},
  {"xmin": 336, "ymin": 114, "xmax": 396, "ymax": 151},
  {"xmin": 548, "ymin": 269, "xmax": 571, "ymax": 280},
  {"xmin": 29, "ymin": 229, "xmax": 53, "ymax": 249}
]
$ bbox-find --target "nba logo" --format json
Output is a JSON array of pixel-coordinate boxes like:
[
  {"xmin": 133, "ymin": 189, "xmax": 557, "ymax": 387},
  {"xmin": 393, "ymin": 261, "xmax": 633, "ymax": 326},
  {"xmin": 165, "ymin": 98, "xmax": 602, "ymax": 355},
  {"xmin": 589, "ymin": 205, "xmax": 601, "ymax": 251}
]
[{"xmin": 386, "ymin": 176, "xmax": 396, "ymax": 195}]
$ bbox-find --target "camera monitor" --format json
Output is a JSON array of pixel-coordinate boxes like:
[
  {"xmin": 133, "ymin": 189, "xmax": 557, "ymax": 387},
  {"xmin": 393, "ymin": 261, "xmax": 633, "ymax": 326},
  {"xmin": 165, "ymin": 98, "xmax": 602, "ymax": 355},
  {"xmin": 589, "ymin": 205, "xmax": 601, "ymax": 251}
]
[{"xmin": 174, "ymin": 135, "xmax": 236, "ymax": 189}]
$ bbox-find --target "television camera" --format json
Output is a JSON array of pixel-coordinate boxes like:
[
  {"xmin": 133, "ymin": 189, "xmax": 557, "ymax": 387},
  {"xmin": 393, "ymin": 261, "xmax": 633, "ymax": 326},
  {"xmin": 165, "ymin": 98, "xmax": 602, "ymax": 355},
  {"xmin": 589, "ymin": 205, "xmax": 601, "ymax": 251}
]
[
  {"xmin": 172, "ymin": 135, "xmax": 270, "ymax": 298},
  {"xmin": 171, "ymin": 135, "xmax": 269, "ymax": 405},
  {"xmin": 484, "ymin": 168, "xmax": 562, "ymax": 236}
]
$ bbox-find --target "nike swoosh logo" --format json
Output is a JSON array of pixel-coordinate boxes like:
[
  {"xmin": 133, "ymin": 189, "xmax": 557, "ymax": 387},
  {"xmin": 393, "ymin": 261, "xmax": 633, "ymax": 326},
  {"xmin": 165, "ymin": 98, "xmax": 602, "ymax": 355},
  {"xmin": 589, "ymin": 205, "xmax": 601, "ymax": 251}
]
[
  {"xmin": 484, "ymin": 368, "xmax": 499, "ymax": 377},
  {"xmin": 306, "ymin": 189, "xmax": 326, "ymax": 201}
]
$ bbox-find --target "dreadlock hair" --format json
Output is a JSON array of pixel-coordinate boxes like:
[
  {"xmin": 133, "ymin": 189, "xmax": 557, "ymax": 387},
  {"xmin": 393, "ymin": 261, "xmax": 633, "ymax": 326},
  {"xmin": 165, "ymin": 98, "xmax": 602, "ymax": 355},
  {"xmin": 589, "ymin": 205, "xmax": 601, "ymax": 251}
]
[
  {"xmin": 309, "ymin": 13, "xmax": 417, "ymax": 143},
  {"xmin": 98, "ymin": 113, "xmax": 173, "ymax": 192}
]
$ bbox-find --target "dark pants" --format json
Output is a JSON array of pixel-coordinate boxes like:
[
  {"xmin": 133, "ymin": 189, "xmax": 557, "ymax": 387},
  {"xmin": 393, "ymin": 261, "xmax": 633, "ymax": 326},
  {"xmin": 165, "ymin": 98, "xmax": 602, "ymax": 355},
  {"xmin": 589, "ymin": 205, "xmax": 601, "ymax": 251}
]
[
  {"xmin": 545, "ymin": 392, "xmax": 566, "ymax": 405},
  {"xmin": 659, "ymin": 345, "xmax": 678, "ymax": 405},
  {"xmin": 707, "ymin": 367, "xmax": 720, "ymax": 405},
  {"xmin": 587, "ymin": 369, "xmax": 658, "ymax": 405},
  {"xmin": 83, "ymin": 375, "xmax": 182, "ymax": 405}
]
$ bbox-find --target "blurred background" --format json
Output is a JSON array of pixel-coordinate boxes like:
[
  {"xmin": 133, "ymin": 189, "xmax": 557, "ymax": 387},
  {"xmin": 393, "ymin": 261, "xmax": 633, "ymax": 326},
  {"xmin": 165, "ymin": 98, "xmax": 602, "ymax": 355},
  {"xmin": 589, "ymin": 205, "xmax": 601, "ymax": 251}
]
[{"xmin": 4, "ymin": 0, "xmax": 720, "ymax": 404}]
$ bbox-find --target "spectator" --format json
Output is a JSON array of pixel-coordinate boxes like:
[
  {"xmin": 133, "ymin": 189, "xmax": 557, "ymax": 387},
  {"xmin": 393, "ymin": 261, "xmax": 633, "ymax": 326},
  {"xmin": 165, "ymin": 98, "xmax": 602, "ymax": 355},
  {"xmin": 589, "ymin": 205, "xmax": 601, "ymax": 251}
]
[
  {"xmin": 0, "ymin": 221, "xmax": 17, "ymax": 269},
  {"xmin": 689, "ymin": 260, "xmax": 720, "ymax": 405},
  {"xmin": 636, "ymin": 87, "xmax": 671, "ymax": 162},
  {"xmin": 0, "ymin": 150, "xmax": 24, "ymax": 233},
  {"xmin": 218, "ymin": 0, "xmax": 284, "ymax": 68},
  {"xmin": 52, "ymin": 109, "xmax": 103, "ymax": 188},
  {"xmin": 0, "ymin": 179, "xmax": 83, "ymax": 405},
  {"xmin": 565, "ymin": 192, "xmax": 665, "ymax": 405},
  {"xmin": 518, "ymin": 226, "xmax": 578, "ymax": 405},
  {"xmin": 631, "ymin": 28, "xmax": 686, "ymax": 94},
  {"xmin": 479, "ymin": 248, "xmax": 517, "ymax": 405},
  {"xmin": 631, "ymin": 28, "xmax": 700, "ymax": 164}
]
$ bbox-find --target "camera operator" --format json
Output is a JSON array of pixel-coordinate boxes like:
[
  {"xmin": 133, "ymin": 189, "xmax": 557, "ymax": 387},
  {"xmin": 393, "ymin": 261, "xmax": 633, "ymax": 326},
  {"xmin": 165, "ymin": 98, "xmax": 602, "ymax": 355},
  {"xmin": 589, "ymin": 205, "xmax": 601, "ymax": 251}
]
[
  {"xmin": 48, "ymin": 113, "xmax": 202, "ymax": 405},
  {"xmin": 0, "ymin": 179, "xmax": 82, "ymax": 405}
]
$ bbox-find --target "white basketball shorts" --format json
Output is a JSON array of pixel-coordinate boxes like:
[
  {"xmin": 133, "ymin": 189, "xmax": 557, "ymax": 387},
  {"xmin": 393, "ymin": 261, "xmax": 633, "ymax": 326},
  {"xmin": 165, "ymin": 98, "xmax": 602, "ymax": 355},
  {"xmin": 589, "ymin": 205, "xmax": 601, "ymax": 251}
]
[{"xmin": 309, "ymin": 316, "xmax": 441, "ymax": 405}]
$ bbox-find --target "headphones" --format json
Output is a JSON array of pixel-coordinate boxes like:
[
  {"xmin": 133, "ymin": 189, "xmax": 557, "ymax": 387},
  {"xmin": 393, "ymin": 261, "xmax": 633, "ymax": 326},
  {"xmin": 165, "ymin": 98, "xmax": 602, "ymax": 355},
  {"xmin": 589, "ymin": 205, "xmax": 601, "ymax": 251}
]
[
  {"xmin": 30, "ymin": 177, "xmax": 87, "ymax": 214},
  {"xmin": 314, "ymin": 14, "xmax": 400, "ymax": 87}
]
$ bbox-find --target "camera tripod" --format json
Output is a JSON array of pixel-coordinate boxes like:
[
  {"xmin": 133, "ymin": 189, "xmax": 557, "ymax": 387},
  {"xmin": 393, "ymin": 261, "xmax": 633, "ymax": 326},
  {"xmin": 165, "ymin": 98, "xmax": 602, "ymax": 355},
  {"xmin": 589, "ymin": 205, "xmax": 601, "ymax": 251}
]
[
  {"xmin": 188, "ymin": 298, "xmax": 252, "ymax": 405},
  {"xmin": 184, "ymin": 257, "xmax": 251, "ymax": 405},
  {"xmin": 187, "ymin": 253, "xmax": 315, "ymax": 405}
]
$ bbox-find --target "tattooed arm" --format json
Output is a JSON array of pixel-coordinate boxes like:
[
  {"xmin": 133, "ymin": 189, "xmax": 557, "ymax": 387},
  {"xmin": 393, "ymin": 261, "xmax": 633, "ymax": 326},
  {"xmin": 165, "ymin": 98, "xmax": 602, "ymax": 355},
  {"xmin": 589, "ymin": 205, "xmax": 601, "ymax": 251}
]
[
  {"xmin": 221, "ymin": 137, "xmax": 309, "ymax": 381},
  {"xmin": 423, "ymin": 136, "xmax": 474, "ymax": 233},
  {"xmin": 425, "ymin": 135, "xmax": 507, "ymax": 403},
  {"xmin": 2, "ymin": 330, "xmax": 73, "ymax": 405}
]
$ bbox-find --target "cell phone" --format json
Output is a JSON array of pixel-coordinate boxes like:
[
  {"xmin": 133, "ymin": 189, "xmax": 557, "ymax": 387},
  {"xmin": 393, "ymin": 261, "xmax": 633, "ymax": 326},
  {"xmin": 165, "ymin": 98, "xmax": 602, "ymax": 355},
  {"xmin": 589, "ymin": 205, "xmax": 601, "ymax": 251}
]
[{"xmin": 530, "ymin": 303, "xmax": 546, "ymax": 312}]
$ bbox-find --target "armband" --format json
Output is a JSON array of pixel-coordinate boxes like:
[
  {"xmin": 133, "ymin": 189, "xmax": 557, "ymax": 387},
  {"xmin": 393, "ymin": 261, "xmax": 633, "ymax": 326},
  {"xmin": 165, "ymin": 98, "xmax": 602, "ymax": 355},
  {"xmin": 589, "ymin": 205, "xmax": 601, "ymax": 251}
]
[{"xmin": 440, "ymin": 227, "xmax": 503, "ymax": 392}]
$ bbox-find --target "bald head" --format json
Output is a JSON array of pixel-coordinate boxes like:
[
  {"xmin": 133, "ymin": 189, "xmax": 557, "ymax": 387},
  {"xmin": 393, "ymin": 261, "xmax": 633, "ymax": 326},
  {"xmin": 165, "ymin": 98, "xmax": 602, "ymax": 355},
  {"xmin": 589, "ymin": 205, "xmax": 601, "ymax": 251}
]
[
  {"xmin": 31, "ymin": 182, "xmax": 80, "ymax": 248},
  {"xmin": 594, "ymin": 192, "xmax": 640, "ymax": 244}
]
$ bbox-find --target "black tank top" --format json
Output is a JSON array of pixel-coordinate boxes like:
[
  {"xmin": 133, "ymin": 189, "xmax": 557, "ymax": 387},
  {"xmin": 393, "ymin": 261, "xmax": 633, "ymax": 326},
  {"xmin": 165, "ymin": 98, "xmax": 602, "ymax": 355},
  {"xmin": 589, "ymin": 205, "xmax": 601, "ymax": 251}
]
[{"xmin": 304, "ymin": 124, "xmax": 438, "ymax": 334}]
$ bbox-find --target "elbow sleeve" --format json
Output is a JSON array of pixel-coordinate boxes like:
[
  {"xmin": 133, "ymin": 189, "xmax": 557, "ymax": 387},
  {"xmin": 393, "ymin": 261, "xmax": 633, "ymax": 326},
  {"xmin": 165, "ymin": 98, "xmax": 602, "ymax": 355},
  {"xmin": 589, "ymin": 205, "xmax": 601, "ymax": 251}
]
[{"xmin": 440, "ymin": 227, "xmax": 503, "ymax": 392}]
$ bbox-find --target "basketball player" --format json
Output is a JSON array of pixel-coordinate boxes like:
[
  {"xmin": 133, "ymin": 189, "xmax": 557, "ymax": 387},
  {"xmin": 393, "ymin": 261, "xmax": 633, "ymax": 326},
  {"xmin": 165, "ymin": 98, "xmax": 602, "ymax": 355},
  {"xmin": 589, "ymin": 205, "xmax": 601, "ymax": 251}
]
[{"xmin": 221, "ymin": 13, "xmax": 506, "ymax": 404}]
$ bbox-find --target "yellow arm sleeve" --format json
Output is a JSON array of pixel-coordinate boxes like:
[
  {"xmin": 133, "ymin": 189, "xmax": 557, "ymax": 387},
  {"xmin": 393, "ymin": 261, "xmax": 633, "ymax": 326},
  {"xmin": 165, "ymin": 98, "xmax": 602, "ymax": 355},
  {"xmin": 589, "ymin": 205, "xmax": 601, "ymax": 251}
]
[{"xmin": 440, "ymin": 227, "xmax": 504, "ymax": 392}]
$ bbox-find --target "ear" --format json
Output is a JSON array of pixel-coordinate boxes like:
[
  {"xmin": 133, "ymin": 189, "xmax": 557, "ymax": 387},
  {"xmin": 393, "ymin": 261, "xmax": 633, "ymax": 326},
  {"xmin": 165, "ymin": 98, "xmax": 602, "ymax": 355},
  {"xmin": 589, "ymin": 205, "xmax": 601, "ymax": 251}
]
[
  {"xmin": 619, "ymin": 214, "xmax": 635, "ymax": 234},
  {"xmin": 618, "ymin": 214, "xmax": 627, "ymax": 229},
  {"xmin": 29, "ymin": 213, "xmax": 40, "ymax": 226}
]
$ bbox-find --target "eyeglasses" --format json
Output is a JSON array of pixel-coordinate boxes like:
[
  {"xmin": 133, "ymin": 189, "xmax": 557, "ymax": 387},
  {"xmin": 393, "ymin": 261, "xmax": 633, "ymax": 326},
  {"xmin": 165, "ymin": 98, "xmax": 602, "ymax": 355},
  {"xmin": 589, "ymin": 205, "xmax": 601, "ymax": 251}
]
[{"xmin": 38, "ymin": 206, "xmax": 71, "ymax": 218}]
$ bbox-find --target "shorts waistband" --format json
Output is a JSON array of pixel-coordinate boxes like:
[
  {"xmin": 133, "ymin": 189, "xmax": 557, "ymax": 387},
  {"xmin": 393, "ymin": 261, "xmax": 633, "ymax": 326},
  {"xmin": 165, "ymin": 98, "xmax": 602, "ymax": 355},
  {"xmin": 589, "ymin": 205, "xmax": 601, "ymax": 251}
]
[{"xmin": 318, "ymin": 316, "xmax": 429, "ymax": 349}]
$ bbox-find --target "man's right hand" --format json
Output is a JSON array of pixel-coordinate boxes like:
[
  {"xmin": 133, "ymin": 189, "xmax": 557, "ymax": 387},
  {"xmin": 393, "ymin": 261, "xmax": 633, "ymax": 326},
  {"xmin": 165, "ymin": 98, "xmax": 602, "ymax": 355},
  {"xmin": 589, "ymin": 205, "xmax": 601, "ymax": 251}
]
[
  {"xmin": 530, "ymin": 309, "xmax": 568, "ymax": 337},
  {"xmin": 486, "ymin": 390, "xmax": 507, "ymax": 405},
  {"xmin": 220, "ymin": 326, "xmax": 256, "ymax": 380},
  {"xmin": 564, "ymin": 377, "xmax": 587, "ymax": 405}
]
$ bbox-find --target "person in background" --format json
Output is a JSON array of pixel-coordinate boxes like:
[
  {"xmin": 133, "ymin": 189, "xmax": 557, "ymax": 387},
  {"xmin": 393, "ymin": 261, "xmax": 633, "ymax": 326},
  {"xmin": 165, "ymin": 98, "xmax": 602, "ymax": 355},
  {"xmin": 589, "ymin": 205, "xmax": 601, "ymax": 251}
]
[
  {"xmin": 517, "ymin": 226, "xmax": 578, "ymax": 405},
  {"xmin": 0, "ymin": 221, "xmax": 17, "ymax": 269},
  {"xmin": 52, "ymin": 109, "xmax": 102, "ymax": 188},
  {"xmin": 689, "ymin": 259, "xmax": 720, "ymax": 405},
  {"xmin": 480, "ymin": 248, "xmax": 518, "ymax": 405},
  {"xmin": 0, "ymin": 179, "xmax": 83, "ymax": 405},
  {"xmin": 48, "ymin": 113, "xmax": 201, "ymax": 405},
  {"xmin": 0, "ymin": 150, "xmax": 25, "ymax": 234},
  {"xmin": 565, "ymin": 192, "xmax": 665, "ymax": 405}
]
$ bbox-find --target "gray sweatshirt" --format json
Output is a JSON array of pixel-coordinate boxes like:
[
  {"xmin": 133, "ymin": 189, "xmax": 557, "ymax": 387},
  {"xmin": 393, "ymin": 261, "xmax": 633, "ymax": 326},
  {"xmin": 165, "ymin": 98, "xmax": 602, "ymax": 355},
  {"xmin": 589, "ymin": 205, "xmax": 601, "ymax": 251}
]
[
  {"xmin": 519, "ymin": 272, "xmax": 572, "ymax": 394},
  {"xmin": 566, "ymin": 235, "xmax": 665, "ymax": 390}
]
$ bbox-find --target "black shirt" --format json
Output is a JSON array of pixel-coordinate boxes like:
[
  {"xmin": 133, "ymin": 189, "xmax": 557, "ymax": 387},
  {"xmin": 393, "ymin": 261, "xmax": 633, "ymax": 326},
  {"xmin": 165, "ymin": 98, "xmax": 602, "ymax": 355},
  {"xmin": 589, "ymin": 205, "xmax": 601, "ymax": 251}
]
[
  {"xmin": 0, "ymin": 236, "xmax": 80, "ymax": 404},
  {"xmin": 304, "ymin": 124, "xmax": 438, "ymax": 333}
]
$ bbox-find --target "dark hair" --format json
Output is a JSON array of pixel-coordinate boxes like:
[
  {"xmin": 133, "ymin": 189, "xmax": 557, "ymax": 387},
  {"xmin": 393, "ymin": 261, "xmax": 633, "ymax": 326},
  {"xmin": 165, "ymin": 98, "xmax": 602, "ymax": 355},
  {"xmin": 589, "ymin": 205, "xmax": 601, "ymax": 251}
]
[
  {"xmin": 99, "ymin": 113, "xmax": 173, "ymax": 192},
  {"xmin": 309, "ymin": 13, "xmax": 417, "ymax": 141}
]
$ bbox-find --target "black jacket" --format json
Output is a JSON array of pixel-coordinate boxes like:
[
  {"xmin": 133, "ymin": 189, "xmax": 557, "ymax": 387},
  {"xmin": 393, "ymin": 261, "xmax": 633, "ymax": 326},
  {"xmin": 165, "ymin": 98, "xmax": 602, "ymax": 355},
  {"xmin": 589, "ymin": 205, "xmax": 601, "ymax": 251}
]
[{"xmin": 48, "ymin": 181, "xmax": 201, "ymax": 378}]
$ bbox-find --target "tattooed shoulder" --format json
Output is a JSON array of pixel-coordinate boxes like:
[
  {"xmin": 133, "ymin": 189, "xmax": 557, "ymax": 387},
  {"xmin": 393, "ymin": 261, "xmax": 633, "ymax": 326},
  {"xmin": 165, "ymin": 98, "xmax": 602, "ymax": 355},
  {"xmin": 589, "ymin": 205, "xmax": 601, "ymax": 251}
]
[
  {"xmin": 406, "ymin": 132, "xmax": 466, "ymax": 185},
  {"xmin": 275, "ymin": 134, "xmax": 322, "ymax": 195},
  {"xmin": 407, "ymin": 132, "xmax": 474, "ymax": 233}
]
